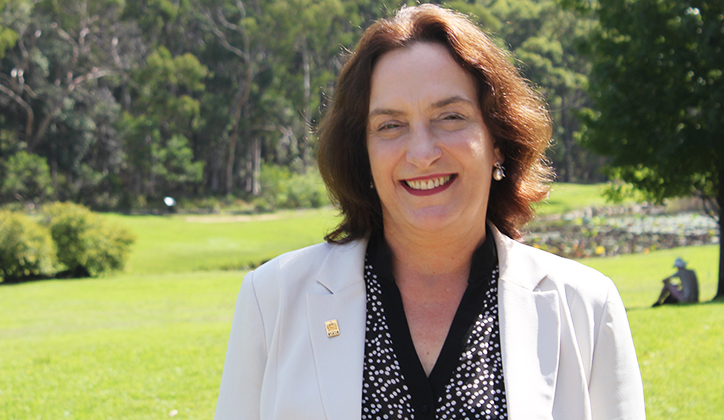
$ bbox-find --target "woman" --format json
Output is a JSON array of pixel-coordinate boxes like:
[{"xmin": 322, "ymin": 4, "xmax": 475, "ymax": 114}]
[{"xmin": 215, "ymin": 5, "xmax": 645, "ymax": 420}]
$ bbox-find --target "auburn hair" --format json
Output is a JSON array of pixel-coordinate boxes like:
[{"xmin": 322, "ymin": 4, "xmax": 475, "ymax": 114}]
[{"xmin": 317, "ymin": 4, "xmax": 552, "ymax": 243}]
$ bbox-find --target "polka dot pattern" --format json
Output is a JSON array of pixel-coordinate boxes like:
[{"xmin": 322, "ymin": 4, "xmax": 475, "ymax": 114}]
[
  {"xmin": 361, "ymin": 260, "xmax": 416, "ymax": 419},
  {"xmin": 361, "ymin": 257, "xmax": 507, "ymax": 420}
]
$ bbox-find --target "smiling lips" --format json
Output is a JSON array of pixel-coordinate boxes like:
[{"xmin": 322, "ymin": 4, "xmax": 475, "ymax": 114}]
[{"xmin": 401, "ymin": 174, "xmax": 456, "ymax": 196}]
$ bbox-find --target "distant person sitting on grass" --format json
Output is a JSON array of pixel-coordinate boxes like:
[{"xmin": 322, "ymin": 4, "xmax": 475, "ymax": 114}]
[{"xmin": 653, "ymin": 258, "xmax": 699, "ymax": 307}]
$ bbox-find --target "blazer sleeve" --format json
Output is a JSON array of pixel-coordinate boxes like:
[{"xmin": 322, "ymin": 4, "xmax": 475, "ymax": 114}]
[
  {"xmin": 588, "ymin": 281, "xmax": 646, "ymax": 420},
  {"xmin": 215, "ymin": 270, "xmax": 267, "ymax": 420}
]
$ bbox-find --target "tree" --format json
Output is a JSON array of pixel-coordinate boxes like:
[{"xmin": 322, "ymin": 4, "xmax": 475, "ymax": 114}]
[
  {"xmin": 512, "ymin": 0, "xmax": 605, "ymax": 183},
  {"xmin": 121, "ymin": 46, "xmax": 207, "ymax": 200},
  {"xmin": 0, "ymin": 150, "xmax": 53, "ymax": 203},
  {"xmin": 0, "ymin": 0, "xmax": 138, "ymax": 207},
  {"xmin": 571, "ymin": 0, "xmax": 724, "ymax": 298}
]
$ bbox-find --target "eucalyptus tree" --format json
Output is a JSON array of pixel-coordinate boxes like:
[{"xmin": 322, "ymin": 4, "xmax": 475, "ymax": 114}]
[
  {"xmin": 0, "ymin": 0, "xmax": 136, "ymax": 206},
  {"xmin": 512, "ymin": 0, "xmax": 602, "ymax": 182}
]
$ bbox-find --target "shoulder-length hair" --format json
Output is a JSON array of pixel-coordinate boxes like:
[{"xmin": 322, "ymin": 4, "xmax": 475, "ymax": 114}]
[{"xmin": 317, "ymin": 4, "xmax": 552, "ymax": 243}]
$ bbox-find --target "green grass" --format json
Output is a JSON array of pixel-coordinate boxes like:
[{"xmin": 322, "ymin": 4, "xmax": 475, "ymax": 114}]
[
  {"xmin": 580, "ymin": 245, "xmax": 720, "ymax": 308},
  {"xmin": 535, "ymin": 183, "xmax": 620, "ymax": 216},
  {"xmin": 103, "ymin": 207, "xmax": 339, "ymax": 274},
  {"xmin": 579, "ymin": 246, "xmax": 724, "ymax": 419},
  {"xmin": 0, "ymin": 271, "xmax": 241, "ymax": 419},
  {"xmin": 625, "ymin": 302, "xmax": 724, "ymax": 419},
  {"xmin": 1, "ymin": 185, "xmax": 722, "ymax": 419}
]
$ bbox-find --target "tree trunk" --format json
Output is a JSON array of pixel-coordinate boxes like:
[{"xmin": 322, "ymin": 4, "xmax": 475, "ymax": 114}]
[
  {"xmin": 715, "ymin": 165, "xmax": 724, "ymax": 299},
  {"xmin": 301, "ymin": 37, "xmax": 312, "ymax": 168},
  {"xmin": 224, "ymin": 65, "xmax": 254, "ymax": 195},
  {"xmin": 251, "ymin": 136, "xmax": 261, "ymax": 195}
]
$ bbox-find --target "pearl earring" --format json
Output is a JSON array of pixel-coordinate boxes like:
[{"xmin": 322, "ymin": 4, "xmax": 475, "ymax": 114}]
[{"xmin": 493, "ymin": 162, "xmax": 505, "ymax": 181}]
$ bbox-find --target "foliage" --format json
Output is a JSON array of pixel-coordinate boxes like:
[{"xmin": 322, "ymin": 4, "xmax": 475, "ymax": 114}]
[
  {"xmin": 567, "ymin": 0, "xmax": 724, "ymax": 296},
  {"xmin": 0, "ymin": 209, "xmax": 56, "ymax": 281},
  {"xmin": 575, "ymin": 0, "xmax": 723, "ymax": 202},
  {"xmin": 0, "ymin": 150, "xmax": 54, "ymax": 202},
  {"xmin": 510, "ymin": 0, "xmax": 604, "ymax": 182},
  {"xmin": 121, "ymin": 46, "xmax": 208, "ymax": 201},
  {"xmin": 41, "ymin": 202, "xmax": 135, "ymax": 277},
  {"xmin": 1, "ymin": 0, "xmax": 607, "ymax": 209},
  {"xmin": 256, "ymin": 164, "xmax": 330, "ymax": 211}
]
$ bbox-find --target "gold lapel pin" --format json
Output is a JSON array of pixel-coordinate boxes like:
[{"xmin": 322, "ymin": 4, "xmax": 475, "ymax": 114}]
[{"xmin": 324, "ymin": 319, "xmax": 340, "ymax": 338}]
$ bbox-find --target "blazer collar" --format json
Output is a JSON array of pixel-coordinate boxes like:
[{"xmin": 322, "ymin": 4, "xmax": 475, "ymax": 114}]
[
  {"xmin": 492, "ymin": 225, "xmax": 562, "ymax": 419},
  {"xmin": 491, "ymin": 224, "xmax": 548, "ymax": 290},
  {"xmin": 314, "ymin": 239, "xmax": 368, "ymax": 294},
  {"xmin": 307, "ymin": 239, "xmax": 368, "ymax": 420}
]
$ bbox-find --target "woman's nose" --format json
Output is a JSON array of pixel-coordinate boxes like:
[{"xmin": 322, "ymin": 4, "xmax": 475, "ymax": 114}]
[{"xmin": 406, "ymin": 126, "xmax": 441, "ymax": 168}]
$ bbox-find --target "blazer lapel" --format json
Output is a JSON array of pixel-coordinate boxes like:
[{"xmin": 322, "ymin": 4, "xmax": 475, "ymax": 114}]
[
  {"xmin": 493, "ymin": 227, "xmax": 561, "ymax": 420},
  {"xmin": 306, "ymin": 240, "xmax": 368, "ymax": 420}
]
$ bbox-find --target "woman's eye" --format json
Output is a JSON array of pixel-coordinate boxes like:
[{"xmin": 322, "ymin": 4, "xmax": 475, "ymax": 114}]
[
  {"xmin": 378, "ymin": 122, "xmax": 401, "ymax": 131},
  {"xmin": 441, "ymin": 113, "xmax": 464, "ymax": 121}
]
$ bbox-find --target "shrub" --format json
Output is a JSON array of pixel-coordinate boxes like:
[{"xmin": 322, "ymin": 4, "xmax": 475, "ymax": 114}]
[
  {"xmin": 42, "ymin": 202, "xmax": 135, "ymax": 277},
  {"xmin": 0, "ymin": 211, "xmax": 56, "ymax": 281}
]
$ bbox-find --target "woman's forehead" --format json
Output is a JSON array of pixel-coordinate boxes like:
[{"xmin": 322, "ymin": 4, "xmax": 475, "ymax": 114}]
[{"xmin": 369, "ymin": 43, "xmax": 478, "ymax": 113}]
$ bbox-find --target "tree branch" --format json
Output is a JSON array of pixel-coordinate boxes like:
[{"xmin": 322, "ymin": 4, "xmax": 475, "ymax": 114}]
[
  {"xmin": 0, "ymin": 83, "xmax": 34, "ymax": 141},
  {"xmin": 30, "ymin": 68, "xmax": 117, "ymax": 150},
  {"xmin": 54, "ymin": 25, "xmax": 80, "ymax": 81}
]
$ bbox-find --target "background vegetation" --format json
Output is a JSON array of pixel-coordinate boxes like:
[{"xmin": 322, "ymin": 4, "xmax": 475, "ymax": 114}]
[
  {"xmin": 0, "ymin": 0, "xmax": 604, "ymax": 212},
  {"xmin": 0, "ymin": 202, "xmax": 134, "ymax": 281}
]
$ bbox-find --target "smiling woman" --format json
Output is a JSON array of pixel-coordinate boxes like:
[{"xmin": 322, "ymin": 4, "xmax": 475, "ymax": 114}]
[
  {"xmin": 366, "ymin": 43, "xmax": 499, "ymax": 246},
  {"xmin": 215, "ymin": 5, "xmax": 646, "ymax": 420}
]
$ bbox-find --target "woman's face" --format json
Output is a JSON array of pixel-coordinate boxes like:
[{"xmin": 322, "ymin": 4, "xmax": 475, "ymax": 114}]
[{"xmin": 367, "ymin": 42, "xmax": 501, "ymax": 238}]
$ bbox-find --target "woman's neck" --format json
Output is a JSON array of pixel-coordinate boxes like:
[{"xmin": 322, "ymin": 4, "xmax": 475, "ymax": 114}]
[{"xmin": 383, "ymin": 222, "xmax": 487, "ymax": 287}]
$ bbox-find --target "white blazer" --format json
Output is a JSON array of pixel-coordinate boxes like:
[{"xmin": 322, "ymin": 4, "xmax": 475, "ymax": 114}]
[{"xmin": 215, "ymin": 226, "xmax": 646, "ymax": 420}]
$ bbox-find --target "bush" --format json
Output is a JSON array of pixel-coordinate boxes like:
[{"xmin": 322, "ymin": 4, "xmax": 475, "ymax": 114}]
[
  {"xmin": 42, "ymin": 202, "xmax": 135, "ymax": 277},
  {"xmin": 0, "ymin": 211, "xmax": 57, "ymax": 281},
  {"xmin": 258, "ymin": 165, "xmax": 330, "ymax": 210}
]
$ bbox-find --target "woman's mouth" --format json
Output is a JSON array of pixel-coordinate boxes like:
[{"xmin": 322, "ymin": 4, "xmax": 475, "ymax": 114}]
[{"xmin": 401, "ymin": 174, "xmax": 456, "ymax": 195}]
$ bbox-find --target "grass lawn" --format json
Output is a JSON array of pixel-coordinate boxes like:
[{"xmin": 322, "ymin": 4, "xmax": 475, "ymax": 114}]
[
  {"xmin": 1, "ymin": 183, "xmax": 721, "ymax": 419},
  {"xmin": 580, "ymin": 245, "xmax": 723, "ymax": 419},
  {"xmin": 104, "ymin": 207, "xmax": 339, "ymax": 274},
  {"xmin": 535, "ymin": 183, "xmax": 618, "ymax": 216},
  {"xmin": 0, "ymin": 271, "xmax": 241, "ymax": 419}
]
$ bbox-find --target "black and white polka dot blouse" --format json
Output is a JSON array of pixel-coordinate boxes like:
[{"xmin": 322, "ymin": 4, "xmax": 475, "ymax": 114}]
[{"xmin": 361, "ymin": 229, "xmax": 507, "ymax": 420}]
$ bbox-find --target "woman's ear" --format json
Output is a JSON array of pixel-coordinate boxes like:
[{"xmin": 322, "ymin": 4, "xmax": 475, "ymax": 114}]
[{"xmin": 493, "ymin": 146, "xmax": 504, "ymax": 165}]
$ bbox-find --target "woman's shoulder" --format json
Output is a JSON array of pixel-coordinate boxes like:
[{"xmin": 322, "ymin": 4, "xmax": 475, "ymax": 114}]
[
  {"xmin": 496, "ymin": 231, "xmax": 616, "ymax": 305},
  {"xmin": 244, "ymin": 239, "xmax": 368, "ymax": 297},
  {"xmin": 254, "ymin": 239, "xmax": 366, "ymax": 276}
]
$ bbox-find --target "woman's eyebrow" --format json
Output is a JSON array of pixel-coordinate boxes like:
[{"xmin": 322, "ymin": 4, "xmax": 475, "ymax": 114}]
[
  {"xmin": 368, "ymin": 108, "xmax": 404, "ymax": 118},
  {"xmin": 369, "ymin": 96, "xmax": 473, "ymax": 118},
  {"xmin": 431, "ymin": 95, "xmax": 474, "ymax": 109}
]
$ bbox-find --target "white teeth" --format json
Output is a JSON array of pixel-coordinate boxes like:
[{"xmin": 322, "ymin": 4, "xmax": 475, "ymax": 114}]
[{"xmin": 405, "ymin": 175, "xmax": 452, "ymax": 190}]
